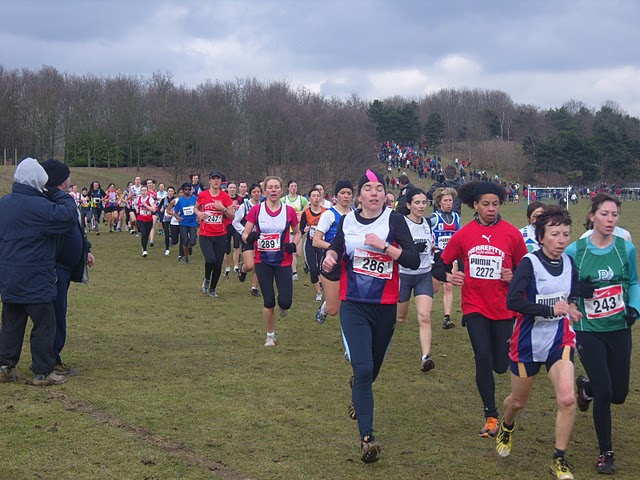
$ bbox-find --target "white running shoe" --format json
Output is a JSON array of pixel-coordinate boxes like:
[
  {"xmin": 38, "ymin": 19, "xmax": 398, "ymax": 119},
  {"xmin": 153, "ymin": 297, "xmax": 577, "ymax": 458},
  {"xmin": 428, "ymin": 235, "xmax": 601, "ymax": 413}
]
[
  {"xmin": 315, "ymin": 293, "xmax": 323, "ymax": 302},
  {"xmin": 142, "ymin": 251, "xmax": 148, "ymax": 257},
  {"xmin": 164, "ymin": 249, "xmax": 170, "ymax": 256},
  {"xmin": 264, "ymin": 335, "xmax": 276, "ymax": 347},
  {"xmin": 292, "ymin": 273, "xmax": 299, "ymax": 281}
]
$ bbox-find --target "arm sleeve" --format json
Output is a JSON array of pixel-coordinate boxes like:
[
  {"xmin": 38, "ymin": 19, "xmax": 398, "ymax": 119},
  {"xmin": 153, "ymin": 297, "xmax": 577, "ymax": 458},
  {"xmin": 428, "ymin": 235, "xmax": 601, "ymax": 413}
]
[
  {"xmin": 390, "ymin": 212, "xmax": 420, "ymax": 270},
  {"xmin": 506, "ymin": 257, "xmax": 554, "ymax": 316},
  {"xmin": 232, "ymin": 204, "xmax": 246, "ymax": 235},
  {"xmin": 625, "ymin": 242, "xmax": 640, "ymax": 314},
  {"xmin": 299, "ymin": 212, "xmax": 308, "ymax": 232},
  {"xmin": 316, "ymin": 210, "xmax": 334, "ymax": 234},
  {"xmin": 287, "ymin": 206, "xmax": 299, "ymax": 227}
]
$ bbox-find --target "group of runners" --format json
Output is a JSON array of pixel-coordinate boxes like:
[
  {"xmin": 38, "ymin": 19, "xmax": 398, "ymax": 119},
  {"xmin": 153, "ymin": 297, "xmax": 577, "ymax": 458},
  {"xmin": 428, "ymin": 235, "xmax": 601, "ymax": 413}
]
[{"xmin": 67, "ymin": 168, "xmax": 638, "ymax": 477}]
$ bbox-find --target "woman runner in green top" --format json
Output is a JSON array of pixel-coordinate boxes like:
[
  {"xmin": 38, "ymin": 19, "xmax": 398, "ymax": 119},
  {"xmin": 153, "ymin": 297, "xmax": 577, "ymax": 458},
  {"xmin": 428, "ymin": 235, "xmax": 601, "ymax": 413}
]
[{"xmin": 565, "ymin": 193, "xmax": 640, "ymax": 475}]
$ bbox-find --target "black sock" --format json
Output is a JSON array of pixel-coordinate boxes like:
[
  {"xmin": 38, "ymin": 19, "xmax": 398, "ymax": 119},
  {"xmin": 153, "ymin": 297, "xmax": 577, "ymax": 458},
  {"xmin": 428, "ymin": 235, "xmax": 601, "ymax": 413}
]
[
  {"xmin": 503, "ymin": 420, "xmax": 514, "ymax": 430},
  {"xmin": 553, "ymin": 448, "xmax": 565, "ymax": 459}
]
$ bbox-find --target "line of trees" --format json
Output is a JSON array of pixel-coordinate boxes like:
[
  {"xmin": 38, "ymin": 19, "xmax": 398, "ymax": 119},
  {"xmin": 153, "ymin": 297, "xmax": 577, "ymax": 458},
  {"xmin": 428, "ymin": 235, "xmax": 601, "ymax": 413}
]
[{"xmin": 1, "ymin": 65, "xmax": 638, "ymax": 185}]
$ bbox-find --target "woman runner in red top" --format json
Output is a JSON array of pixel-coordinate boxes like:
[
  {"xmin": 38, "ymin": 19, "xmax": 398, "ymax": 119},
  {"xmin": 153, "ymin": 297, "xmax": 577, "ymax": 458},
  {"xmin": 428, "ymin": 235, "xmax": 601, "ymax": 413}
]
[
  {"xmin": 432, "ymin": 181, "xmax": 528, "ymax": 438},
  {"xmin": 195, "ymin": 171, "xmax": 234, "ymax": 298}
]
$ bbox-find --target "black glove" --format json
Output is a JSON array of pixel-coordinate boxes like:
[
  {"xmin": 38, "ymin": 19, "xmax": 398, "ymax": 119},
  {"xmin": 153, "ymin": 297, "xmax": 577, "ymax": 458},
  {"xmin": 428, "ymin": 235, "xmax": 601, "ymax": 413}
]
[
  {"xmin": 415, "ymin": 242, "xmax": 428, "ymax": 253},
  {"xmin": 245, "ymin": 232, "xmax": 260, "ymax": 245},
  {"xmin": 578, "ymin": 276, "xmax": 596, "ymax": 298},
  {"xmin": 45, "ymin": 187, "xmax": 61, "ymax": 200},
  {"xmin": 624, "ymin": 307, "xmax": 638, "ymax": 327},
  {"xmin": 284, "ymin": 242, "xmax": 297, "ymax": 254}
]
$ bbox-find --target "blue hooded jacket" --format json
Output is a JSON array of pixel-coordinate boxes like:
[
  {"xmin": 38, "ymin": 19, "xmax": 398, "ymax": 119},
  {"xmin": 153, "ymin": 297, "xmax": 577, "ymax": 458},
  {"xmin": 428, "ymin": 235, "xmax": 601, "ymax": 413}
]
[{"xmin": 0, "ymin": 159, "xmax": 78, "ymax": 303}]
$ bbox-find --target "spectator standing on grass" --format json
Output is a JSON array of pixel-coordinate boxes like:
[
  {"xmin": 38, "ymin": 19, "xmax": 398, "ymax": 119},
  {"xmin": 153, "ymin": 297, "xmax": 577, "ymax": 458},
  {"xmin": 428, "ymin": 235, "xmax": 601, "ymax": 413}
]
[
  {"xmin": 566, "ymin": 193, "xmax": 640, "ymax": 475},
  {"xmin": 432, "ymin": 181, "xmax": 528, "ymax": 438},
  {"xmin": 496, "ymin": 206, "xmax": 581, "ymax": 480},
  {"xmin": 41, "ymin": 160, "xmax": 95, "ymax": 377},
  {"xmin": 322, "ymin": 169, "xmax": 419, "ymax": 463},
  {"xmin": 0, "ymin": 158, "xmax": 79, "ymax": 386}
]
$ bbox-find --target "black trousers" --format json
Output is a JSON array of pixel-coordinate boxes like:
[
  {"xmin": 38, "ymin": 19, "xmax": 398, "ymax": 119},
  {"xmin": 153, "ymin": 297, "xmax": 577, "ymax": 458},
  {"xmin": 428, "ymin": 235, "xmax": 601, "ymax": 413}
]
[{"xmin": 0, "ymin": 302, "xmax": 56, "ymax": 374}]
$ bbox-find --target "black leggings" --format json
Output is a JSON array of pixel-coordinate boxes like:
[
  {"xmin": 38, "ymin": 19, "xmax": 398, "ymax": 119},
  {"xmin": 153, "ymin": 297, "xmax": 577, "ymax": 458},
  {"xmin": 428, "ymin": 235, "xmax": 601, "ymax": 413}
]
[
  {"xmin": 304, "ymin": 239, "xmax": 323, "ymax": 284},
  {"xmin": 464, "ymin": 313, "xmax": 513, "ymax": 418},
  {"xmin": 162, "ymin": 222, "xmax": 172, "ymax": 250},
  {"xmin": 138, "ymin": 220, "xmax": 153, "ymax": 251},
  {"xmin": 254, "ymin": 263, "xmax": 293, "ymax": 309},
  {"xmin": 199, "ymin": 235, "xmax": 227, "ymax": 290},
  {"xmin": 576, "ymin": 329, "xmax": 632, "ymax": 453}
]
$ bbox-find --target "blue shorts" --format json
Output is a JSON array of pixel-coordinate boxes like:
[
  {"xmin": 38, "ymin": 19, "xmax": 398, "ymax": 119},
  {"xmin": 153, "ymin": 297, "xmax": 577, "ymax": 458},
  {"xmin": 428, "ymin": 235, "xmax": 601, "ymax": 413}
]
[
  {"xmin": 510, "ymin": 345, "xmax": 574, "ymax": 378},
  {"xmin": 398, "ymin": 272, "xmax": 433, "ymax": 303}
]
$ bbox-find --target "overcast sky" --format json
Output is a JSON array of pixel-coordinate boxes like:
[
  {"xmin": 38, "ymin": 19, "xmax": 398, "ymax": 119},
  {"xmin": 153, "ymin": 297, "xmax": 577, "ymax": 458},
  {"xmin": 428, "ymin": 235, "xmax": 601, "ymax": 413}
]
[{"xmin": 2, "ymin": 0, "xmax": 640, "ymax": 116}]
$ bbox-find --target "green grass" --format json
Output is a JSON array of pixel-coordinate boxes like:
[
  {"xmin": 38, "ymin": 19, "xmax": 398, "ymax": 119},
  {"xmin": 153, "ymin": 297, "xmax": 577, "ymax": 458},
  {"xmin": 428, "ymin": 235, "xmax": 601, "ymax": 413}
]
[{"xmin": 2, "ymin": 168, "xmax": 640, "ymax": 479}]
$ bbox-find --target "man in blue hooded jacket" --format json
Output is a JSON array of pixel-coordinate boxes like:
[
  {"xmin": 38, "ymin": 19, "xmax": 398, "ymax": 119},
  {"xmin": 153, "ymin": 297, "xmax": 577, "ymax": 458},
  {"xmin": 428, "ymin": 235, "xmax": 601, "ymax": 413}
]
[{"xmin": 0, "ymin": 158, "xmax": 79, "ymax": 385}]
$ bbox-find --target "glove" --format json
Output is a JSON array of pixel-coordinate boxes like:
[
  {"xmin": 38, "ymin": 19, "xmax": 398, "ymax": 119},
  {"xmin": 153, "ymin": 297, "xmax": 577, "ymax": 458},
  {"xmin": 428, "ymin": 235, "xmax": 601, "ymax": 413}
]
[
  {"xmin": 624, "ymin": 307, "xmax": 638, "ymax": 327},
  {"xmin": 284, "ymin": 242, "xmax": 297, "ymax": 254},
  {"xmin": 245, "ymin": 232, "xmax": 260, "ymax": 245},
  {"xmin": 578, "ymin": 276, "xmax": 596, "ymax": 298},
  {"xmin": 415, "ymin": 242, "xmax": 428, "ymax": 253},
  {"xmin": 45, "ymin": 187, "xmax": 61, "ymax": 200}
]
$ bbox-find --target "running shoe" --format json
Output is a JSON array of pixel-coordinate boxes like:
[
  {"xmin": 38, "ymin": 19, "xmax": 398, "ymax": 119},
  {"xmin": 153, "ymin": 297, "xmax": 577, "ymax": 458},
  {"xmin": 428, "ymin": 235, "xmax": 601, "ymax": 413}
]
[
  {"xmin": 164, "ymin": 249, "xmax": 170, "ymax": 256},
  {"xmin": 576, "ymin": 375, "xmax": 592, "ymax": 412},
  {"xmin": 209, "ymin": 289, "xmax": 219, "ymax": 299},
  {"xmin": 550, "ymin": 456, "xmax": 575, "ymax": 479},
  {"xmin": 315, "ymin": 293, "xmax": 323, "ymax": 302},
  {"xmin": 178, "ymin": 256, "xmax": 184, "ymax": 262},
  {"xmin": 315, "ymin": 306, "xmax": 327, "ymax": 324},
  {"xmin": 420, "ymin": 355, "xmax": 435, "ymax": 372},
  {"xmin": 142, "ymin": 251, "xmax": 148, "ymax": 258},
  {"xmin": 495, "ymin": 420, "xmax": 514, "ymax": 457},
  {"xmin": 201, "ymin": 279, "xmax": 210, "ymax": 294},
  {"xmin": 442, "ymin": 316, "xmax": 455, "ymax": 329},
  {"xmin": 251, "ymin": 288, "xmax": 261, "ymax": 297},
  {"xmin": 234, "ymin": 267, "xmax": 239, "ymax": 276},
  {"xmin": 596, "ymin": 451, "xmax": 615, "ymax": 474},
  {"xmin": 224, "ymin": 271, "xmax": 229, "ymax": 280},
  {"xmin": 130, "ymin": 229, "xmax": 135, "ymax": 235},
  {"xmin": 184, "ymin": 258, "xmax": 189, "ymax": 264},
  {"xmin": 303, "ymin": 264, "xmax": 309, "ymax": 274},
  {"xmin": 292, "ymin": 272, "xmax": 299, "ymax": 281},
  {"xmin": 54, "ymin": 362, "xmax": 76, "ymax": 376},
  {"xmin": 279, "ymin": 308, "xmax": 288, "ymax": 318},
  {"xmin": 149, "ymin": 241, "xmax": 154, "ymax": 247},
  {"xmin": 117, "ymin": 228, "xmax": 122, "ymax": 232},
  {"xmin": 264, "ymin": 335, "xmax": 276, "ymax": 347},
  {"xmin": 480, "ymin": 416, "xmax": 499, "ymax": 437},
  {"xmin": 32, "ymin": 372, "xmax": 67, "ymax": 386},
  {"xmin": 0, "ymin": 365, "xmax": 16, "ymax": 383},
  {"xmin": 238, "ymin": 269, "xmax": 247, "ymax": 283},
  {"xmin": 360, "ymin": 436, "xmax": 380, "ymax": 463}
]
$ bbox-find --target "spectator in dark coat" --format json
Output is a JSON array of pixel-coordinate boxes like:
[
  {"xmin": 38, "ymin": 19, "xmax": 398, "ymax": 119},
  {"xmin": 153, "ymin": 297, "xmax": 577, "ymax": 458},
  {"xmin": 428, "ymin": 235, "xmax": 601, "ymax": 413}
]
[
  {"xmin": 427, "ymin": 165, "xmax": 463, "ymax": 215},
  {"xmin": 41, "ymin": 159, "xmax": 95, "ymax": 377},
  {"xmin": 0, "ymin": 158, "xmax": 79, "ymax": 385},
  {"xmin": 395, "ymin": 174, "xmax": 415, "ymax": 215}
]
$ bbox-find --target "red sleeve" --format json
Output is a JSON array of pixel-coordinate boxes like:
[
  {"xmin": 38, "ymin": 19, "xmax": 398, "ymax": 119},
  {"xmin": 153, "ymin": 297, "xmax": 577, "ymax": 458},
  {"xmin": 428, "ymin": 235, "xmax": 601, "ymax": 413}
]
[
  {"xmin": 245, "ymin": 204, "xmax": 260, "ymax": 224},
  {"xmin": 221, "ymin": 192, "xmax": 233, "ymax": 208},
  {"xmin": 287, "ymin": 206, "xmax": 299, "ymax": 227}
]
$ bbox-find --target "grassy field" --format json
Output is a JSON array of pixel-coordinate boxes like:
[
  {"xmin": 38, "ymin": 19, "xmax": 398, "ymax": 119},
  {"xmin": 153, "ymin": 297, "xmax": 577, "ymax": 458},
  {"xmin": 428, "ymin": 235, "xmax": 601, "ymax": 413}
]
[{"xmin": 1, "ymin": 166, "xmax": 640, "ymax": 479}]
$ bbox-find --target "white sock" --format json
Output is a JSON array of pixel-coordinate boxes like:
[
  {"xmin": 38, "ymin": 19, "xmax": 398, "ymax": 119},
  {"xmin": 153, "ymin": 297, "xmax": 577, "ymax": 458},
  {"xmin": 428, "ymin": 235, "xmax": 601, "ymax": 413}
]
[
  {"xmin": 225, "ymin": 267, "xmax": 230, "ymax": 272},
  {"xmin": 319, "ymin": 301, "xmax": 326, "ymax": 314},
  {"xmin": 267, "ymin": 331, "xmax": 275, "ymax": 337}
]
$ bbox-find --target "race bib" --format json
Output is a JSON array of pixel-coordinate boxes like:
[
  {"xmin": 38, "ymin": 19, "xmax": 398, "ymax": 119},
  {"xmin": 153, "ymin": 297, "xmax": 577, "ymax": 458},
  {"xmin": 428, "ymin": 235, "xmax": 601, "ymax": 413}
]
[
  {"xmin": 308, "ymin": 226, "xmax": 317, "ymax": 238},
  {"xmin": 584, "ymin": 284, "xmax": 625, "ymax": 320},
  {"xmin": 258, "ymin": 233, "xmax": 281, "ymax": 251},
  {"xmin": 469, "ymin": 254, "xmax": 502, "ymax": 280},
  {"xmin": 437, "ymin": 235, "xmax": 451, "ymax": 250},
  {"xmin": 205, "ymin": 213, "xmax": 223, "ymax": 224},
  {"xmin": 534, "ymin": 292, "xmax": 568, "ymax": 322},
  {"xmin": 353, "ymin": 248, "xmax": 393, "ymax": 280},
  {"xmin": 182, "ymin": 206, "xmax": 195, "ymax": 216}
]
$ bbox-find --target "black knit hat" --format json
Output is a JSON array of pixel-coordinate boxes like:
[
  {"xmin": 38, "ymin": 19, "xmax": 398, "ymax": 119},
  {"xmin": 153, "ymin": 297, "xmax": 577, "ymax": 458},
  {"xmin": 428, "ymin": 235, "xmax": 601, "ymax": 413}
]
[
  {"xmin": 40, "ymin": 159, "xmax": 70, "ymax": 187},
  {"xmin": 334, "ymin": 180, "xmax": 354, "ymax": 196}
]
